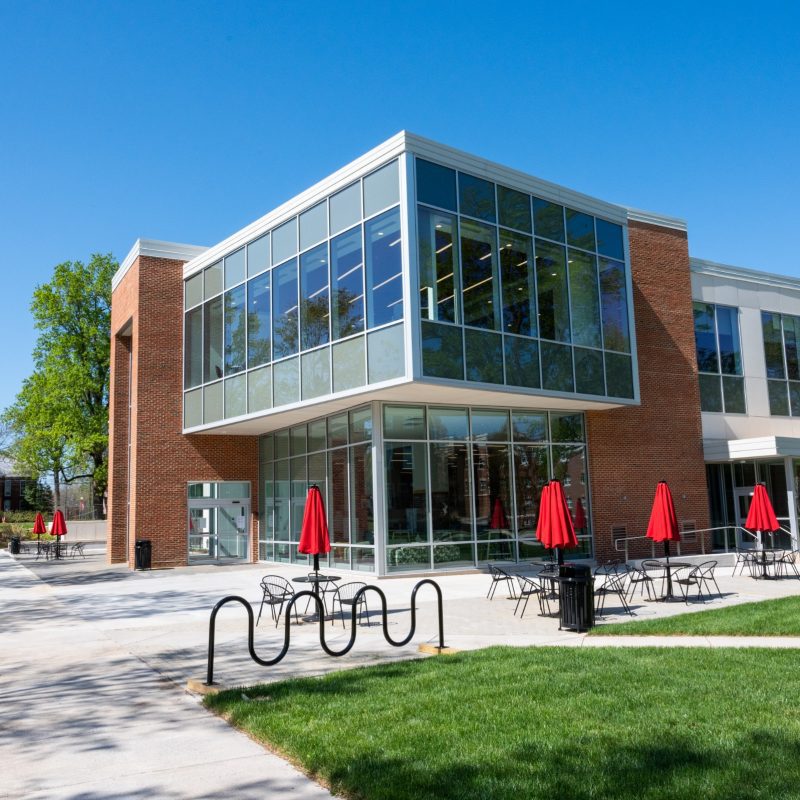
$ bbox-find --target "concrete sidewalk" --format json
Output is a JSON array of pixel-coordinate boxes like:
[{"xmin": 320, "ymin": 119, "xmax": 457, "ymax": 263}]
[{"xmin": 4, "ymin": 549, "xmax": 800, "ymax": 799}]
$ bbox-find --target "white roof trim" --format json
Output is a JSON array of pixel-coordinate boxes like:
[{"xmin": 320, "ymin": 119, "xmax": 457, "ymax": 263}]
[
  {"xmin": 691, "ymin": 257, "xmax": 800, "ymax": 292},
  {"xmin": 113, "ymin": 239, "xmax": 208, "ymax": 291},
  {"xmin": 625, "ymin": 207, "xmax": 687, "ymax": 232},
  {"xmin": 703, "ymin": 436, "xmax": 800, "ymax": 461}
]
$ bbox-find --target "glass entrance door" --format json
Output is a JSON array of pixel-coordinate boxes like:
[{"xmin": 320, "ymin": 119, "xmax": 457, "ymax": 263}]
[
  {"xmin": 187, "ymin": 480, "xmax": 251, "ymax": 562},
  {"xmin": 734, "ymin": 486, "xmax": 755, "ymax": 549}
]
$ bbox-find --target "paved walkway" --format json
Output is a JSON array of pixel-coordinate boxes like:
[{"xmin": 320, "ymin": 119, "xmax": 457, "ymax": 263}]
[{"xmin": 4, "ymin": 548, "xmax": 800, "ymax": 799}]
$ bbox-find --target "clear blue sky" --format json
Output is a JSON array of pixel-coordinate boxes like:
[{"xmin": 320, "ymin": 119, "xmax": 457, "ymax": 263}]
[{"xmin": 1, "ymin": 1, "xmax": 798, "ymax": 415}]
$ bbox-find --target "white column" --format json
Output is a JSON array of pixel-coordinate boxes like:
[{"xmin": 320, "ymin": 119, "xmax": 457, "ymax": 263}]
[{"xmin": 784, "ymin": 456, "xmax": 798, "ymax": 550}]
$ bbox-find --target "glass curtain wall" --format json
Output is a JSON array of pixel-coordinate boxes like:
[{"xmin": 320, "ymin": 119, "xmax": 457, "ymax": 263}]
[
  {"xmin": 693, "ymin": 302, "xmax": 745, "ymax": 413},
  {"xmin": 762, "ymin": 311, "xmax": 800, "ymax": 416},
  {"xmin": 384, "ymin": 404, "xmax": 592, "ymax": 572},
  {"xmin": 184, "ymin": 159, "xmax": 405, "ymax": 428},
  {"xmin": 416, "ymin": 157, "xmax": 633, "ymax": 401}
]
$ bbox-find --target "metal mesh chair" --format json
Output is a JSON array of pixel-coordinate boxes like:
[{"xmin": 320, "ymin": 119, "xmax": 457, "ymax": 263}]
[
  {"xmin": 594, "ymin": 565, "xmax": 633, "ymax": 617},
  {"xmin": 732, "ymin": 547, "xmax": 756, "ymax": 577},
  {"xmin": 331, "ymin": 581, "xmax": 370, "ymax": 628},
  {"xmin": 257, "ymin": 575, "xmax": 297, "ymax": 627},
  {"xmin": 513, "ymin": 574, "xmax": 550, "ymax": 618},
  {"xmin": 675, "ymin": 560, "xmax": 719, "ymax": 604},
  {"xmin": 777, "ymin": 550, "xmax": 800, "ymax": 579},
  {"xmin": 627, "ymin": 559, "xmax": 665, "ymax": 601},
  {"xmin": 487, "ymin": 564, "xmax": 517, "ymax": 600}
]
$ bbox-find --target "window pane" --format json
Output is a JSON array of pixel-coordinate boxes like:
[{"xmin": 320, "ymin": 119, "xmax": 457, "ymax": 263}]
[
  {"xmin": 330, "ymin": 226, "xmax": 364, "ymax": 339},
  {"xmin": 497, "ymin": 185, "xmax": 532, "ymax": 233},
  {"xmin": 185, "ymin": 273, "xmax": 203, "ymax": 309},
  {"xmin": 418, "ymin": 207, "xmax": 459, "ymax": 324},
  {"xmin": 387, "ymin": 545, "xmax": 431, "ymax": 572},
  {"xmin": 783, "ymin": 314, "xmax": 800, "ymax": 381},
  {"xmin": 566, "ymin": 209, "xmax": 595, "ymax": 251},
  {"xmin": 350, "ymin": 407, "xmax": 372, "ymax": 443},
  {"xmin": 224, "ymin": 285, "xmax": 246, "ymax": 375},
  {"xmin": 184, "ymin": 388, "xmax": 202, "ymax": 428},
  {"xmin": 434, "ymin": 542, "xmax": 474, "ymax": 568},
  {"xmin": 714, "ymin": 305, "xmax": 742, "ymax": 376},
  {"xmin": 421, "ymin": 320, "xmax": 463, "ymax": 380},
  {"xmin": 471, "ymin": 409, "xmax": 509, "ymax": 442},
  {"xmin": 574, "ymin": 347, "xmax": 605, "ymax": 395},
  {"xmin": 473, "ymin": 444, "xmax": 512, "ymax": 540},
  {"xmin": 698, "ymin": 374, "xmax": 722, "ymax": 412},
  {"xmin": 768, "ymin": 379, "xmax": 790, "ymax": 415},
  {"xmin": 273, "ymin": 459, "xmax": 290, "ymax": 540},
  {"xmin": 762, "ymin": 312, "xmax": 785, "ymax": 379},
  {"xmin": 551, "ymin": 445, "xmax": 587, "ymax": 516},
  {"xmin": 465, "ymin": 329, "xmax": 503, "ymax": 384},
  {"xmin": 385, "ymin": 443, "xmax": 428, "ymax": 544},
  {"xmin": 568, "ymin": 250, "xmax": 601, "ymax": 348},
  {"xmin": 550, "ymin": 413, "xmax": 584, "ymax": 442},
  {"xmin": 273, "ymin": 357, "xmax": 299, "ymax": 406},
  {"xmin": 513, "ymin": 444, "xmax": 549, "ymax": 536},
  {"xmin": 328, "ymin": 413, "xmax": 348, "ymax": 447},
  {"xmin": 458, "ymin": 172, "xmax": 495, "ymax": 222},
  {"xmin": 204, "ymin": 261, "xmax": 222, "ymax": 298},
  {"xmin": 330, "ymin": 182, "xmax": 361, "ymax": 235},
  {"xmin": 248, "ymin": 366, "xmax": 271, "ymax": 413},
  {"xmin": 428, "ymin": 407, "xmax": 469, "ymax": 440},
  {"xmin": 363, "ymin": 160, "xmax": 399, "ymax": 217},
  {"xmin": 693, "ymin": 302, "xmax": 719, "ymax": 373},
  {"xmin": 203, "ymin": 296, "xmax": 223, "ymax": 382},
  {"xmin": 247, "ymin": 272, "xmax": 271, "ymax": 368},
  {"xmin": 532, "ymin": 197, "xmax": 565, "ymax": 242},
  {"xmin": 224, "ymin": 248, "xmax": 246, "ymax": 289},
  {"xmin": 500, "ymin": 229, "xmax": 536, "ymax": 337},
  {"xmin": 368, "ymin": 324, "xmax": 405, "ymax": 383},
  {"xmin": 301, "ymin": 348, "xmax": 330, "ymax": 399},
  {"xmin": 416, "ymin": 158, "xmax": 456, "ymax": 211},
  {"xmin": 599, "ymin": 258, "xmax": 630, "ymax": 353},
  {"xmin": 604, "ymin": 352, "xmax": 633, "ymax": 398},
  {"xmin": 512, "ymin": 412, "xmax": 547, "ymax": 442},
  {"xmin": 350, "ymin": 444, "xmax": 374, "ymax": 543},
  {"xmin": 790, "ymin": 382, "xmax": 800, "ymax": 417},
  {"xmin": 504, "ymin": 335, "xmax": 540, "ymax": 389},
  {"xmin": 184, "ymin": 307, "xmax": 203, "ymax": 388},
  {"xmin": 536, "ymin": 240, "xmax": 570, "ymax": 342},
  {"xmin": 224, "ymin": 374, "xmax": 246, "ymax": 418},
  {"xmin": 332, "ymin": 336, "xmax": 366, "ymax": 392},
  {"xmin": 272, "ymin": 259, "xmax": 298, "ymax": 359},
  {"xmin": 384, "ymin": 405, "xmax": 426, "ymax": 439},
  {"xmin": 275, "ymin": 430, "xmax": 289, "ymax": 459},
  {"xmin": 365, "ymin": 208, "xmax": 403, "ymax": 328},
  {"xmin": 272, "ymin": 218, "xmax": 297, "ymax": 264},
  {"xmin": 299, "ymin": 201, "xmax": 327, "ymax": 251},
  {"xmin": 300, "ymin": 243, "xmax": 330, "ymax": 349},
  {"xmin": 596, "ymin": 218, "xmax": 624, "ymax": 260},
  {"xmin": 290, "ymin": 456, "xmax": 307, "ymax": 540},
  {"xmin": 203, "ymin": 381, "xmax": 223, "ymax": 423},
  {"xmin": 461, "ymin": 219, "xmax": 499, "ymax": 330},
  {"xmin": 430, "ymin": 442, "xmax": 472, "ymax": 542},
  {"xmin": 541, "ymin": 341, "xmax": 574, "ymax": 392},
  {"xmin": 722, "ymin": 376, "xmax": 746, "ymax": 414},
  {"xmin": 247, "ymin": 233, "xmax": 270, "ymax": 276}
]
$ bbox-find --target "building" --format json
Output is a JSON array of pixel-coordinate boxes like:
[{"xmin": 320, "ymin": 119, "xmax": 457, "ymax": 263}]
[{"xmin": 109, "ymin": 131, "xmax": 789, "ymax": 572}]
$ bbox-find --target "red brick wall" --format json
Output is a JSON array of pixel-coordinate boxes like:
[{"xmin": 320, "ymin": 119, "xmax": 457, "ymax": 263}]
[
  {"xmin": 108, "ymin": 255, "xmax": 259, "ymax": 568},
  {"xmin": 587, "ymin": 220, "xmax": 710, "ymax": 563}
]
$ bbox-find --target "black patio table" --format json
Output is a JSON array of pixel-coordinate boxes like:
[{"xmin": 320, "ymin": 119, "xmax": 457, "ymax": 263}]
[
  {"xmin": 752, "ymin": 548, "xmax": 783, "ymax": 580},
  {"xmin": 292, "ymin": 574, "xmax": 341, "ymax": 620},
  {"xmin": 654, "ymin": 561, "xmax": 692, "ymax": 601}
]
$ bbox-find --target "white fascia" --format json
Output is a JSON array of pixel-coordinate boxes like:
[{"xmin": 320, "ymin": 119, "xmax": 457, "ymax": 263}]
[
  {"xmin": 625, "ymin": 207, "xmax": 688, "ymax": 232},
  {"xmin": 114, "ymin": 239, "xmax": 209, "ymax": 291},
  {"xmin": 691, "ymin": 257, "xmax": 800, "ymax": 292}
]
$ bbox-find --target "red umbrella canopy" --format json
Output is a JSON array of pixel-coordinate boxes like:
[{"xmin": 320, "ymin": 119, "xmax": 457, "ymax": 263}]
[
  {"xmin": 50, "ymin": 509, "xmax": 68, "ymax": 537},
  {"xmin": 298, "ymin": 486, "xmax": 331, "ymax": 555},
  {"xmin": 489, "ymin": 497, "xmax": 508, "ymax": 530},
  {"xmin": 573, "ymin": 498, "xmax": 587, "ymax": 530},
  {"xmin": 32, "ymin": 512, "xmax": 46, "ymax": 535},
  {"xmin": 745, "ymin": 483, "xmax": 780, "ymax": 533},
  {"xmin": 536, "ymin": 480, "xmax": 578, "ymax": 550},
  {"xmin": 646, "ymin": 481, "xmax": 680, "ymax": 543}
]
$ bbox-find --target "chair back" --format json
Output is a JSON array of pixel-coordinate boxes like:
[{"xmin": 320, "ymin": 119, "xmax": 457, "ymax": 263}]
[
  {"xmin": 337, "ymin": 581, "xmax": 367, "ymax": 601},
  {"xmin": 515, "ymin": 574, "xmax": 536, "ymax": 593},
  {"xmin": 697, "ymin": 560, "xmax": 717, "ymax": 577},
  {"xmin": 261, "ymin": 575, "xmax": 293, "ymax": 598}
]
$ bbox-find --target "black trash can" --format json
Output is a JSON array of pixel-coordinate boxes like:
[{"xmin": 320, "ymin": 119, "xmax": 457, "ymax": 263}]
[
  {"xmin": 557, "ymin": 563, "xmax": 594, "ymax": 631},
  {"xmin": 9, "ymin": 536, "xmax": 21, "ymax": 555},
  {"xmin": 135, "ymin": 539, "xmax": 152, "ymax": 570}
]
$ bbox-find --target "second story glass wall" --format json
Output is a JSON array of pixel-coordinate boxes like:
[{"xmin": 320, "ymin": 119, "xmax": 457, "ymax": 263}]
[
  {"xmin": 762, "ymin": 310, "xmax": 800, "ymax": 416},
  {"xmin": 693, "ymin": 302, "xmax": 745, "ymax": 413}
]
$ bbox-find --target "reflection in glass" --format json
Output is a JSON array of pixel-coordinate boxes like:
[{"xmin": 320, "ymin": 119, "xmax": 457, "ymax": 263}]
[
  {"xmin": 384, "ymin": 405, "xmax": 426, "ymax": 439},
  {"xmin": 532, "ymin": 198, "xmax": 565, "ymax": 242},
  {"xmin": 184, "ymin": 306, "xmax": 202, "ymax": 389},
  {"xmin": 203, "ymin": 296, "xmax": 223, "ymax": 382},
  {"xmin": 273, "ymin": 357, "xmax": 299, "ymax": 406},
  {"xmin": 700, "ymin": 374, "xmax": 722, "ymax": 412},
  {"xmin": 330, "ymin": 227, "xmax": 364, "ymax": 339},
  {"xmin": 473, "ymin": 443, "xmax": 512, "ymax": 540},
  {"xmin": 301, "ymin": 348, "xmax": 330, "ymax": 399},
  {"xmin": 550, "ymin": 413, "xmax": 584, "ymax": 442},
  {"xmin": 568, "ymin": 250, "xmax": 601, "ymax": 348},
  {"xmin": 421, "ymin": 320, "xmax": 463, "ymax": 380},
  {"xmin": 497, "ymin": 185, "xmax": 532, "ymax": 232},
  {"xmin": 604, "ymin": 352, "xmax": 634, "ymax": 398},
  {"xmin": 500, "ymin": 230, "xmax": 536, "ymax": 336},
  {"xmin": 224, "ymin": 374, "xmax": 246, "ymax": 417},
  {"xmin": 768, "ymin": 379, "xmax": 789, "ymax": 416},
  {"xmin": 541, "ymin": 341, "xmax": 574, "ymax": 392},
  {"xmin": 300, "ymin": 243, "xmax": 329, "ymax": 349},
  {"xmin": 351, "ymin": 444, "xmax": 374, "ymax": 544},
  {"xmin": 566, "ymin": 209, "xmax": 596, "ymax": 251},
  {"xmin": 461, "ymin": 219, "xmax": 499, "ymax": 330},
  {"xmin": 596, "ymin": 218, "xmax": 624, "ymax": 260},
  {"xmin": 328, "ymin": 413, "xmax": 348, "ymax": 447},
  {"xmin": 385, "ymin": 443, "xmax": 428, "ymax": 544},
  {"xmin": 536, "ymin": 240, "xmax": 570, "ymax": 342},
  {"xmin": 430, "ymin": 442, "xmax": 472, "ymax": 542},
  {"xmin": 599, "ymin": 258, "xmax": 630, "ymax": 353},
  {"xmin": 465, "ymin": 329, "xmax": 503, "ymax": 384},
  {"xmin": 790, "ymin": 382, "xmax": 800, "ymax": 417},
  {"xmin": 333, "ymin": 336, "xmax": 366, "ymax": 392},
  {"xmin": 512, "ymin": 412, "xmax": 547, "ymax": 442},
  {"xmin": 247, "ymin": 272, "xmax": 271, "ymax": 367},
  {"xmin": 328, "ymin": 448, "xmax": 349, "ymax": 544},
  {"xmin": 418, "ymin": 207, "xmax": 459, "ymax": 324},
  {"xmin": 513, "ymin": 444, "xmax": 549, "ymax": 537},
  {"xmin": 434, "ymin": 542, "xmax": 475, "ymax": 568},
  {"xmin": 273, "ymin": 459, "xmax": 290, "ymax": 541},
  {"xmin": 272, "ymin": 259, "xmax": 299, "ymax": 359},
  {"xmin": 722, "ymin": 376, "xmax": 746, "ymax": 413},
  {"xmin": 368, "ymin": 324, "xmax": 405, "ymax": 383},
  {"xmin": 762, "ymin": 312, "xmax": 785, "ymax": 379},
  {"xmin": 783, "ymin": 314, "xmax": 800, "ymax": 380},
  {"xmin": 504, "ymin": 336, "xmax": 540, "ymax": 389},
  {"xmin": 247, "ymin": 366, "xmax": 271, "ymax": 413},
  {"xmin": 290, "ymin": 456, "xmax": 307, "ymax": 541},
  {"xmin": 574, "ymin": 347, "xmax": 605, "ymax": 396},
  {"xmin": 471, "ymin": 409, "xmax": 509, "ymax": 441},
  {"xmin": 693, "ymin": 302, "xmax": 718, "ymax": 373},
  {"xmin": 224, "ymin": 285, "xmax": 246, "ymax": 375},
  {"xmin": 416, "ymin": 159, "xmax": 457, "ymax": 211},
  {"xmin": 458, "ymin": 172, "xmax": 496, "ymax": 222},
  {"xmin": 365, "ymin": 208, "xmax": 403, "ymax": 328},
  {"xmin": 349, "ymin": 407, "xmax": 372, "ymax": 442},
  {"xmin": 428, "ymin": 407, "xmax": 469, "ymax": 441}
]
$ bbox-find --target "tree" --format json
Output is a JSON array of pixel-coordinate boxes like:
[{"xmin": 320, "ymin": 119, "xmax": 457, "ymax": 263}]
[{"xmin": 3, "ymin": 254, "xmax": 115, "ymax": 517}]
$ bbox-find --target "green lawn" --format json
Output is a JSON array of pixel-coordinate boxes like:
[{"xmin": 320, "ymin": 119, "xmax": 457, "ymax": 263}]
[
  {"xmin": 205, "ymin": 647, "xmax": 800, "ymax": 799},
  {"xmin": 591, "ymin": 595, "xmax": 800, "ymax": 636}
]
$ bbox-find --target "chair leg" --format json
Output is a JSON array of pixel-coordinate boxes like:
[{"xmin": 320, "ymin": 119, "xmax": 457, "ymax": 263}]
[
  {"xmin": 363, "ymin": 596, "xmax": 370, "ymax": 627},
  {"xmin": 256, "ymin": 596, "xmax": 266, "ymax": 626},
  {"xmin": 518, "ymin": 592, "xmax": 530, "ymax": 619},
  {"xmin": 506, "ymin": 579, "xmax": 517, "ymax": 599},
  {"xmin": 513, "ymin": 591, "xmax": 525, "ymax": 616},
  {"xmin": 488, "ymin": 580, "xmax": 497, "ymax": 600}
]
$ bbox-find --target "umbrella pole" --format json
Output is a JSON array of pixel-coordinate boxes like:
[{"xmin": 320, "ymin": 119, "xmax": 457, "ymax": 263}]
[
  {"xmin": 664, "ymin": 541, "xmax": 673, "ymax": 599},
  {"xmin": 556, "ymin": 547, "xmax": 564, "ymax": 567}
]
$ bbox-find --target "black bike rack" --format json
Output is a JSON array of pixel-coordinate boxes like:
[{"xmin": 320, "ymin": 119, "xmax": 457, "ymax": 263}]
[{"xmin": 204, "ymin": 579, "xmax": 446, "ymax": 686}]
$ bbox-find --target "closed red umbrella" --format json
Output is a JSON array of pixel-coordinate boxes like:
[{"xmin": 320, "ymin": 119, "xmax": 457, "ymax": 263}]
[
  {"xmin": 646, "ymin": 481, "xmax": 681, "ymax": 597},
  {"xmin": 573, "ymin": 498, "xmax": 587, "ymax": 532},
  {"xmin": 745, "ymin": 483, "xmax": 780, "ymax": 567},
  {"xmin": 50, "ymin": 509, "xmax": 67, "ymax": 559},
  {"xmin": 536, "ymin": 480, "xmax": 578, "ymax": 565},
  {"xmin": 489, "ymin": 497, "xmax": 508, "ymax": 530},
  {"xmin": 298, "ymin": 485, "xmax": 331, "ymax": 575},
  {"xmin": 32, "ymin": 512, "xmax": 46, "ymax": 553}
]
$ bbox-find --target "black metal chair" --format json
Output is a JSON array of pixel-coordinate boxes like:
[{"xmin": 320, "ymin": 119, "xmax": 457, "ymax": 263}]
[
  {"xmin": 777, "ymin": 550, "xmax": 800, "ymax": 578},
  {"xmin": 69, "ymin": 541, "xmax": 87, "ymax": 559},
  {"xmin": 257, "ymin": 575, "xmax": 297, "ymax": 627},
  {"xmin": 487, "ymin": 564, "xmax": 517, "ymax": 600},
  {"xmin": 513, "ymin": 574, "xmax": 550, "ymax": 618},
  {"xmin": 675, "ymin": 560, "xmax": 719, "ymax": 604},
  {"xmin": 302, "ymin": 573, "xmax": 338, "ymax": 616},
  {"xmin": 594, "ymin": 566, "xmax": 633, "ymax": 617},
  {"xmin": 627, "ymin": 559, "xmax": 665, "ymax": 601},
  {"xmin": 732, "ymin": 547, "xmax": 756, "ymax": 577},
  {"xmin": 331, "ymin": 581, "xmax": 370, "ymax": 628}
]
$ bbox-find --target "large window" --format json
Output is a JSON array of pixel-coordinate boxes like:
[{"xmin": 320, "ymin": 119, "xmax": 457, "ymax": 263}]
[
  {"xmin": 415, "ymin": 157, "xmax": 634, "ymax": 400},
  {"xmin": 693, "ymin": 303, "xmax": 745, "ymax": 413},
  {"xmin": 762, "ymin": 310, "xmax": 800, "ymax": 416}
]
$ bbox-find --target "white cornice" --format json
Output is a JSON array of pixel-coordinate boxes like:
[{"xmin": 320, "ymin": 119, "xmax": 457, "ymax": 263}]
[
  {"xmin": 691, "ymin": 257, "xmax": 800, "ymax": 292},
  {"xmin": 625, "ymin": 207, "xmax": 687, "ymax": 232},
  {"xmin": 113, "ymin": 239, "xmax": 208, "ymax": 291}
]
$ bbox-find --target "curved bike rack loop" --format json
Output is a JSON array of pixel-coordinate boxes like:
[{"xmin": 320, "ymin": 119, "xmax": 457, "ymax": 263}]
[{"xmin": 205, "ymin": 578, "xmax": 445, "ymax": 686}]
